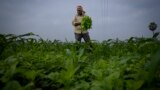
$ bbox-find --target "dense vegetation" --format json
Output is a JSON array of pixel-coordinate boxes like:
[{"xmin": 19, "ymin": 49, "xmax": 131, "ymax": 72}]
[{"xmin": 0, "ymin": 33, "xmax": 160, "ymax": 90}]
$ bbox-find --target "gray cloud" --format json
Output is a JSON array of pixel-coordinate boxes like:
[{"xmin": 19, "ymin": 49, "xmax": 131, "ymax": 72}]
[{"xmin": 0, "ymin": 0, "xmax": 160, "ymax": 41}]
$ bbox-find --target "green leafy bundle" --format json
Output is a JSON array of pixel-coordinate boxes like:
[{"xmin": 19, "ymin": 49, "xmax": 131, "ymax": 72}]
[{"xmin": 81, "ymin": 16, "xmax": 92, "ymax": 31}]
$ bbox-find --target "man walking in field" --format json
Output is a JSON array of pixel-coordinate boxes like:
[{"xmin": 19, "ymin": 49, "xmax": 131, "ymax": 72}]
[{"xmin": 72, "ymin": 5, "xmax": 91, "ymax": 43}]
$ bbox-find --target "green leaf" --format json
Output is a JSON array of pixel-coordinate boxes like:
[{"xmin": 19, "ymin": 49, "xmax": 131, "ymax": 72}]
[
  {"xmin": 3, "ymin": 81, "xmax": 22, "ymax": 90},
  {"xmin": 45, "ymin": 72, "xmax": 59, "ymax": 81},
  {"xmin": 66, "ymin": 49, "xmax": 72, "ymax": 56},
  {"xmin": 104, "ymin": 72, "xmax": 121, "ymax": 89},
  {"xmin": 74, "ymin": 80, "xmax": 90, "ymax": 90},
  {"xmin": 24, "ymin": 70, "xmax": 37, "ymax": 81},
  {"xmin": 126, "ymin": 80, "xmax": 144, "ymax": 90},
  {"xmin": 91, "ymin": 86, "xmax": 103, "ymax": 90},
  {"xmin": 2, "ymin": 57, "xmax": 18, "ymax": 83},
  {"xmin": 78, "ymin": 48, "xmax": 84, "ymax": 59}
]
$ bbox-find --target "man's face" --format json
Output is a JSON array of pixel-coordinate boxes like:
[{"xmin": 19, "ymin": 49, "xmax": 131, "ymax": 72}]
[{"xmin": 77, "ymin": 6, "xmax": 83, "ymax": 15}]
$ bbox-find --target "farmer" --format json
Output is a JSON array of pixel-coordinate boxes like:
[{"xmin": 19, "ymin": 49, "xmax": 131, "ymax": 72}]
[
  {"xmin": 72, "ymin": 5, "xmax": 93, "ymax": 51},
  {"xmin": 72, "ymin": 5, "xmax": 91, "ymax": 43}
]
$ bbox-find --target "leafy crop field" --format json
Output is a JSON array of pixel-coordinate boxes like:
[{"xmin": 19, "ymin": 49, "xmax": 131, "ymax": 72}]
[{"xmin": 0, "ymin": 33, "xmax": 160, "ymax": 90}]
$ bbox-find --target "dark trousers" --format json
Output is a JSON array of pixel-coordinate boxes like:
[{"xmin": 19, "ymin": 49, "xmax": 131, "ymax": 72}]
[
  {"xmin": 74, "ymin": 32, "xmax": 90, "ymax": 42},
  {"xmin": 74, "ymin": 32, "xmax": 93, "ymax": 51}
]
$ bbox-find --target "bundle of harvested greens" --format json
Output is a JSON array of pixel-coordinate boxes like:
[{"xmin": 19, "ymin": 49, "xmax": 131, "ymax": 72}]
[{"xmin": 81, "ymin": 16, "xmax": 92, "ymax": 31}]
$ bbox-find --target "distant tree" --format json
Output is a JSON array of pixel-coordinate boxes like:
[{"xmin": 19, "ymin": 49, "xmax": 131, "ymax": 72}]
[{"xmin": 148, "ymin": 22, "xmax": 159, "ymax": 38}]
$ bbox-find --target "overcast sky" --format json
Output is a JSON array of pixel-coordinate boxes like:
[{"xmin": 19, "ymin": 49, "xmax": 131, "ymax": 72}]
[{"xmin": 0, "ymin": 0, "xmax": 160, "ymax": 41}]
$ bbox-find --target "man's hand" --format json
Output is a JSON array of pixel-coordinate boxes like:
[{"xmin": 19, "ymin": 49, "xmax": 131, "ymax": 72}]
[{"xmin": 74, "ymin": 22, "xmax": 81, "ymax": 26}]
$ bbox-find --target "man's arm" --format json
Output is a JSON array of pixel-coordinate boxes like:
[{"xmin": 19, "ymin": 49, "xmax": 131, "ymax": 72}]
[
  {"xmin": 72, "ymin": 16, "xmax": 81, "ymax": 26},
  {"xmin": 74, "ymin": 22, "xmax": 81, "ymax": 26}
]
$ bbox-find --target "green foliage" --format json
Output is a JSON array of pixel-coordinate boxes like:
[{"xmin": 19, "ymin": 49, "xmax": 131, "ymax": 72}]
[
  {"xmin": 81, "ymin": 16, "xmax": 92, "ymax": 31},
  {"xmin": 3, "ymin": 81, "xmax": 22, "ymax": 90},
  {"xmin": 0, "ymin": 33, "xmax": 160, "ymax": 90}
]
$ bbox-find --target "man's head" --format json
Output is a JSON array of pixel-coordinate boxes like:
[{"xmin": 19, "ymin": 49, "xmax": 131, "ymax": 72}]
[{"xmin": 77, "ymin": 5, "xmax": 85, "ymax": 16}]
